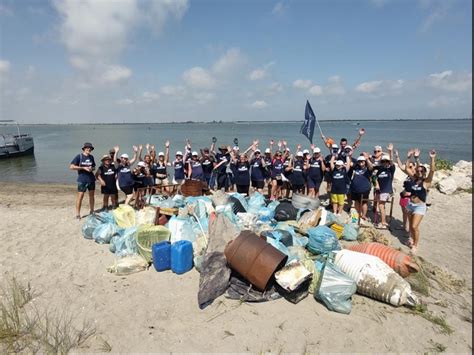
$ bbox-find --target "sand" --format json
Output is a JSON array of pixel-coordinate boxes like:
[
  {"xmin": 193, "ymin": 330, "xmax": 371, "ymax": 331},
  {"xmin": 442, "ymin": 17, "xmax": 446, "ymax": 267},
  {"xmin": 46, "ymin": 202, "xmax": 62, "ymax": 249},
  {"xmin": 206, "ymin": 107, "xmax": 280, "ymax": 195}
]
[{"xmin": 0, "ymin": 179, "xmax": 472, "ymax": 353}]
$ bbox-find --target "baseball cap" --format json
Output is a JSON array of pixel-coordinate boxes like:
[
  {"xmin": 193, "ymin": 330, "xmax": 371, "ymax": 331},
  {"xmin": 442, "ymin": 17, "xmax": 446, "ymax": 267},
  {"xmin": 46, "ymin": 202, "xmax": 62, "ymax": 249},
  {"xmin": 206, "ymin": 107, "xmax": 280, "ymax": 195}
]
[
  {"xmin": 296, "ymin": 151, "xmax": 304, "ymax": 157},
  {"xmin": 374, "ymin": 145, "xmax": 382, "ymax": 151},
  {"xmin": 335, "ymin": 160, "xmax": 344, "ymax": 166},
  {"xmin": 313, "ymin": 147, "xmax": 321, "ymax": 153},
  {"xmin": 137, "ymin": 161, "xmax": 146, "ymax": 167},
  {"xmin": 381, "ymin": 154, "xmax": 390, "ymax": 161},
  {"xmin": 357, "ymin": 156, "xmax": 366, "ymax": 161},
  {"xmin": 286, "ymin": 148, "xmax": 290, "ymax": 152},
  {"xmin": 344, "ymin": 145, "xmax": 353, "ymax": 151},
  {"xmin": 158, "ymin": 151, "xmax": 165, "ymax": 157},
  {"xmin": 120, "ymin": 153, "xmax": 129, "ymax": 159},
  {"xmin": 255, "ymin": 149, "xmax": 261, "ymax": 153},
  {"xmin": 176, "ymin": 151, "xmax": 183, "ymax": 156},
  {"xmin": 233, "ymin": 146, "xmax": 240, "ymax": 151},
  {"xmin": 265, "ymin": 148, "xmax": 271, "ymax": 154},
  {"xmin": 332, "ymin": 144, "xmax": 338, "ymax": 149},
  {"xmin": 192, "ymin": 151, "xmax": 198, "ymax": 156},
  {"xmin": 303, "ymin": 149, "xmax": 309, "ymax": 154}
]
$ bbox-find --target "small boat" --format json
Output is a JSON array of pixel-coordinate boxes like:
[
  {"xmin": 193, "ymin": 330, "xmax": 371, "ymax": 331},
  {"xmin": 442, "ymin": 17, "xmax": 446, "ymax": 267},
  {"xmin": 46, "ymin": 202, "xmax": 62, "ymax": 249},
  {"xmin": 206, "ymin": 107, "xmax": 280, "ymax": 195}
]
[{"xmin": 0, "ymin": 120, "xmax": 34, "ymax": 159}]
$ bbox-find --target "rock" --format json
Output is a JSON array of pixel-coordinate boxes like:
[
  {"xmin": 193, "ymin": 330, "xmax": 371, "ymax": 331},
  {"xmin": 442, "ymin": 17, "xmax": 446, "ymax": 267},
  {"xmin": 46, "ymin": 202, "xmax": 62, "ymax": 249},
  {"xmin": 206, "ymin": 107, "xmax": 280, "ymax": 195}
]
[
  {"xmin": 454, "ymin": 160, "xmax": 472, "ymax": 170},
  {"xmin": 438, "ymin": 176, "xmax": 458, "ymax": 195},
  {"xmin": 450, "ymin": 172, "xmax": 472, "ymax": 190},
  {"xmin": 393, "ymin": 164, "xmax": 407, "ymax": 182},
  {"xmin": 432, "ymin": 170, "xmax": 450, "ymax": 185}
]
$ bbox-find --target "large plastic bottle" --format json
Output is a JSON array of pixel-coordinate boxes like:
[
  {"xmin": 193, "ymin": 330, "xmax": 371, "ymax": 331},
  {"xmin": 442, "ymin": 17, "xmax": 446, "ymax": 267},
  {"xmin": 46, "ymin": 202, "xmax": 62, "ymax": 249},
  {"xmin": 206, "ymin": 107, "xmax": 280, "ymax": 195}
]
[
  {"xmin": 171, "ymin": 240, "xmax": 194, "ymax": 274},
  {"xmin": 152, "ymin": 241, "xmax": 171, "ymax": 272}
]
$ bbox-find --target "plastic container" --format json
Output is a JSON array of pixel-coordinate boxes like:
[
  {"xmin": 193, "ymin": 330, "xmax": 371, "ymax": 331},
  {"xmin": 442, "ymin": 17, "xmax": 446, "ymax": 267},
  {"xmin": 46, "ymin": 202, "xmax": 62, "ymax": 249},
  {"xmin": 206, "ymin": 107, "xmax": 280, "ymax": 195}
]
[
  {"xmin": 349, "ymin": 242, "xmax": 419, "ymax": 278},
  {"xmin": 152, "ymin": 241, "xmax": 171, "ymax": 272},
  {"xmin": 171, "ymin": 240, "xmax": 194, "ymax": 274},
  {"xmin": 334, "ymin": 250, "xmax": 418, "ymax": 307}
]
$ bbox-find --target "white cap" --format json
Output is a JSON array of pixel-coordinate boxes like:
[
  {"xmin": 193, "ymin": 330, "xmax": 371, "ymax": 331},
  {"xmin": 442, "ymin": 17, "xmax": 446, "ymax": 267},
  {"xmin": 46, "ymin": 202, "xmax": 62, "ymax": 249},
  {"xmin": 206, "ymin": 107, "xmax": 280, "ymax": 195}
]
[
  {"xmin": 313, "ymin": 147, "xmax": 321, "ymax": 153},
  {"xmin": 357, "ymin": 156, "xmax": 366, "ymax": 161},
  {"xmin": 286, "ymin": 148, "xmax": 290, "ymax": 152},
  {"xmin": 344, "ymin": 145, "xmax": 353, "ymax": 150},
  {"xmin": 332, "ymin": 144, "xmax": 338, "ymax": 148},
  {"xmin": 374, "ymin": 145, "xmax": 382, "ymax": 151},
  {"xmin": 176, "ymin": 151, "xmax": 183, "ymax": 156},
  {"xmin": 303, "ymin": 149, "xmax": 309, "ymax": 154},
  {"xmin": 381, "ymin": 154, "xmax": 390, "ymax": 161},
  {"xmin": 255, "ymin": 149, "xmax": 261, "ymax": 153},
  {"xmin": 158, "ymin": 151, "xmax": 165, "ymax": 157},
  {"xmin": 137, "ymin": 161, "xmax": 146, "ymax": 167},
  {"xmin": 233, "ymin": 146, "xmax": 240, "ymax": 151},
  {"xmin": 192, "ymin": 151, "xmax": 198, "ymax": 156},
  {"xmin": 120, "ymin": 153, "xmax": 129, "ymax": 159},
  {"xmin": 265, "ymin": 148, "xmax": 271, "ymax": 154},
  {"xmin": 296, "ymin": 151, "xmax": 304, "ymax": 157},
  {"xmin": 335, "ymin": 160, "xmax": 344, "ymax": 166}
]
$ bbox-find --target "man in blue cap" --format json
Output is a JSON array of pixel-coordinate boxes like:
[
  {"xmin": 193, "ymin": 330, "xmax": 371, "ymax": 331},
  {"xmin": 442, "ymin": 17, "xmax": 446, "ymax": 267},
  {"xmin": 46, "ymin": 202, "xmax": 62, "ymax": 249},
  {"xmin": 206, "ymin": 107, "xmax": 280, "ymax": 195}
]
[{"xmin": 70, "ymin": 142, "xmax": 96, "ymax": 219}]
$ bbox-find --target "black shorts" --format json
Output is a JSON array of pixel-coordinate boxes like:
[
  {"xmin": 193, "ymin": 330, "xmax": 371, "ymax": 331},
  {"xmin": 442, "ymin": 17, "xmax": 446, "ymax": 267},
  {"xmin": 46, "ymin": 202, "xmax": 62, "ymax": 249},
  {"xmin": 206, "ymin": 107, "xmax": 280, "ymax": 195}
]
[
  {"xmin": 351, "ymin": 191, "xmax": 370, "ymax": 202},
  {"xmin": 251, "ymin": 180, "xmax": 265, "ymax": 189},
  {"xmin": 292, "ymin": 184, "xmax": 305, "ymax": 192},
  {"xmin": 272, "ymin": 178, "xmax": 283, "ymax": 186},
  {"xmin": 101, "ymin": 185, "xmax": 118, "ymax": 195},
  {"xmin": 120, "ymin": 186, "xmax": 134, "ymax": 195},
  {"xmin": 236, "ymin": 184, "xmax": 249, "ymax": 195},
  {"xmin": 324, "ymin": 172, "xmax": 332, "ymax": 182}
]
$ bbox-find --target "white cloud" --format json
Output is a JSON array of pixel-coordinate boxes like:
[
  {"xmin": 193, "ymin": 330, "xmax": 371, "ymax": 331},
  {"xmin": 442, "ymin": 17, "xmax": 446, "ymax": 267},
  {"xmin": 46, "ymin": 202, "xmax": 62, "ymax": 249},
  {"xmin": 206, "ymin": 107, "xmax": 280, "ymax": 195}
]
[
  {"xmin": 309, "ymin": 85, "xmax": 323, "ymax": 96},
  {"xmin": 428, "ymin": 96, "xmax": 460, "ymax": 108},
  {"xmin": 356, "ymin": 79, "xmax": 405, "ymax": 96},
  {"xmin": 293, "ymin": 79, "xmax": 312, "ymax": 89},
  {"xmin": 140, "ymin": 91, "xmax": 160, "ymax": 103},
  {"xmin": 116, "ymin": 98, "xmax": 134, "ymax": 105},
  {"xmin": 248, "ymin": 62, "xmax": 275, "ymax": 81},
  {"xmin": 356, "ymin": 80, "xmax": 383, "ymax": 93},
  {"xmin": 272, "ymin": 1, "xmax": 288, "ymax": 16},
  {"xmin": 212, "ymin": 48, "xmax": 244, "ymax": 75},
  {"xmin": 54, "ymin": 0, "xmax": 189, "ymax": 86},
  {"xmin": 427, "ymin": 70, "xmax": 472, "ymax": 92},
  {"xmin": 160, "ymin": 85, "xmax": 186, "ymax": 97},
  {"xmin": 182, "ymin": 67, "xmax": 215, "ymax": 89},
  {"xmin": 99, "ymin": 65, "xmax": 132, "ymax": 84},
  {"xmin": 325, "ymin": 75, "xmax": 346, "ymax": 95},
  {"xmin": 249, "ymin": 100, "xmax": 268, "ymax": 109},
  {"xmin": 194, "ymin": 92, "xmax": 216, "ymax": 104},
  {"xmin": 266, "ymin": 82, "xmax": 283, "ymax": 95},
  {"xmin": 0, "ymin": 59, "xmax": 11, "ymax": 74}
]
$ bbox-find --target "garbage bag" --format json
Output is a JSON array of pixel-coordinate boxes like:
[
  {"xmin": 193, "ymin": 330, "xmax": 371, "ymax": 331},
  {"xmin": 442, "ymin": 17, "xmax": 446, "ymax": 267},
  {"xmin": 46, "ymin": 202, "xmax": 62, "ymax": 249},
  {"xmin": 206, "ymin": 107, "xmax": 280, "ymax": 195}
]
[
  {"xmin": 228, "ymin": 193, "xmax": 248, "ymax": 212},
  {"xmin": 226, "ymin": 275, "xmax": 281, "ymax": 302},
  {"xmin": 185, "ymin": 196, "xmax": 214, "ymax": 219},
  {"xmin": 266, "ymin": 200, "xmax": 280, "ymax": 213},
  {"xmin": 274, "ymin": 201, "xmax": 297, "ymax": 221},
  {"xmin": 257, "ymin": 207, "xmax": 274, "ymax": 222},
  {"xmin": 109, "ymin": 227, "xmax": 138, "ymax": 256},
  {"xmin": 261, "ymin": 229, "xmax": 293, "ymax": 247},
  {"xmin": 247, "ymin": 192, "xmax": 266, "ymax": 214},
  {"xmin": 136, "ymin": 206, "xmax": 157, "ymax": 226},
  {"xmin": 82, "ymin": 215, "xmax": 102, "ymax": 240},
  {"xmin": 307, "ymin": 226, "xmax": 340, "ymax": 255},
  {"xmin": 148, "ymin": 194, "xmax": 168, "ymax": 206},
  {"xmin": 113, "ymin": 205, "xmax": 136, "ymax": 228},
  {"xmin": 342, "ymin": 223, "xmax": 359, "ymax": 241},
  {"xmin": 275, "ymin": 261, "xmax": 312, "ymax": 291},
  {"xmin": 107, "ymin": 254, "xmax": 148, "ymax": 275},
  {"xmin": 315, "ymin": 261, "xmax": 357, "ymax": 314},
  {"xmin": 168, "ymin": 215, "xmax": 197, "ymax": 243},
  {"xmin": 93, "ymin": 223, "xmax": 118, "ymax": 244}
]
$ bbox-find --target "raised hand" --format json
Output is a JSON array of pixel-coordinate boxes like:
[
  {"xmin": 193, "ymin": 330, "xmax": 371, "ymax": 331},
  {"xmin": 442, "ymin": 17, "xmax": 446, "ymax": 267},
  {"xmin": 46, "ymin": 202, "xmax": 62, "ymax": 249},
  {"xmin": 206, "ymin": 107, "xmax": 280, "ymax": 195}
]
[
  {"xmin": 277, "ymin": 140, "xmax": 282, "ymax": 148},
  {"xmin": 253, "ymin": 139, "xmax": 259, "ymax": 146},
  {"xmin": 429, "ymin": 149, "xmax": 436, "ymax": 159},
  {"xmin": 151, "ymin": 144, "xmax": 155, "ymax": 152},
  {"xmin": 414, "ymin": 148, "xmax": 421, "ymax": 158},
  {"xmin": 296, "ymin": 144, "xmax": 301, "ymax": 150},
  {"xmin": 359, "ymin": 128, "xmax": 365, "ymax": 135},
  {"xmin": 133, "ymin": 145, "xmax": 138, "ymax": 152},
  {"xmin": 407, "ymin": 149, "xmax": 414, "ymax": 157},
  {"xmin": 114, "ymin": 145, "xmax": 119, "ymax": 152},
  {"xmin": 138, "ymin": 144, "xmax": 143, "ymax": 151},
  {"xmin": 310, "ymin": 144, "xmax": 315, "ymax": 150},
  {"xmin": 387, "ymin": 143, "xmax": 393, "ymax": 151},
  {"xmin": 363, "ymin": 152, "xmax": 369, "ymax": 159},
  {"xmin": 270, "ymin": 139, "xmax": 274, "ymax": 145},
  {"xmin": 146, "ymin": 143, "xmax": 150, "ymax": 151},
  {"xmin": 282, "ymin": 140, "xmax": 287, "ymax": 146},
  {"xmin": 165, "ymin": 140, "xmax": 170, "ymax": 148}
]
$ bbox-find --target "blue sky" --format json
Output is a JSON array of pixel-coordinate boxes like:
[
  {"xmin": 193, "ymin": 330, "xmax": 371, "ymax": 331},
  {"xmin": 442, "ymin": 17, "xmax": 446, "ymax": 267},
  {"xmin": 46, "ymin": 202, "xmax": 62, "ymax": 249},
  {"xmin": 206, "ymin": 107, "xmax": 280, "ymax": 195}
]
[{"xmin": 0, "ymin": 0, "xmax": 471, "ymax": 123}]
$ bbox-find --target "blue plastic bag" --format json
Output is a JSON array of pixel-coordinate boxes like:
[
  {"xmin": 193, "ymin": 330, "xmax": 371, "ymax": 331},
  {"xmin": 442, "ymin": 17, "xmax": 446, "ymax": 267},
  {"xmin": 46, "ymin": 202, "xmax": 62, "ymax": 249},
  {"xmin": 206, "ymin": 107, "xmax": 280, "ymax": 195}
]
[
  {"xmin": 342, "ymin": 223, "xmax": 359, "ymax": 241},
  {"xmin": 306, "ymin": 226, "xmax": 340, "ymax": 255},
  {"xmin": 228, "ymin": 193, "xmax": 249, "ymax": 212},
  {"xmin": 247, "ymin": 192, "xmax": 265, "ymax": 214},
  {"xmin": 266, "ymin": 200, "xmax": 280, "ymax": 213},
  {"xmin": 257, "ymin": 207, "xmax": 274, "ymax": 222},
  {"xmin": 93, "ymin": 223, "xmax": 118, "ymax": 244},
  {"xmin": 315, "ymin": 261, "xmax": 357, "ymax": 314},
  {"xmin": 81, "ymin": 211, "xmax": 114, "ymax": 239},
  {"xmin": 109, "ymin": 227, "xmax": 138, "ymax": 256}
]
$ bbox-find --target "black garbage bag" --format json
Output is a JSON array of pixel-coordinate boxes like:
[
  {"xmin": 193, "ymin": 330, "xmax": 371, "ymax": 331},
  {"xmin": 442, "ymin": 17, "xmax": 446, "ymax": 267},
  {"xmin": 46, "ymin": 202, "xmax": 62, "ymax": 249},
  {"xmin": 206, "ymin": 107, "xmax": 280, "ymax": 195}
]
[
  {"xmin": 229, "ymin": 196, "xmax": 247, "ymax": 214},
  {"xmin": 261, "ymin": 229, "xmax": 293, "ymax": 247},
  {"xmin": 225, "ymin": 275, "xmax": 281, "ymax": 302},
  {"xmin": 274, "ymin": 201, "xmax": 297, "ymax": 221}
]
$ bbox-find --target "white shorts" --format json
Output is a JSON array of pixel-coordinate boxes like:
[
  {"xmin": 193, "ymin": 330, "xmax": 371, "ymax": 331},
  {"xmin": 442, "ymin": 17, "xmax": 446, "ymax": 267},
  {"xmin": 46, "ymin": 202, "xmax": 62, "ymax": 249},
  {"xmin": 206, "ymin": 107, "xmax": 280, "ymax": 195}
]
[
  {"xmin": 172, "ymin": 178, "xmax": 184, "ymax": 185},
  {"xmin": 378, "ymin": 193, "xmax": 391, "ymax": 202},
  {"xmin": 155, "ymin": 177, "xmax": 169, "ymax": 185}
]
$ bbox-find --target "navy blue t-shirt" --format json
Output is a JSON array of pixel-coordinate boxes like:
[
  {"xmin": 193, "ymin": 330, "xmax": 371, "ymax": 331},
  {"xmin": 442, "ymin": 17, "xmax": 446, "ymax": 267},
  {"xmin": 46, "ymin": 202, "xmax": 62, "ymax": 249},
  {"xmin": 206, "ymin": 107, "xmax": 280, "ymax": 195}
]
[
  {"xmin": 291, "ymin": 159, "xmax": 306, "ymax": 185},
  {"xmin": 376, "ymin": 165, "xmax": 396, "ymax": 194},
  {"xmin": 271, "ymin": 158, "xmax": 284, "ymax": 178},
  {"xmin": 173, "ymin": 160, "xmax": 185, "ymax": 180},
  {"xmin": 190, "ymin": 160, "xmax": 204, "ymax": 180},
  {"xmin": 331, "ymin": 168, "xmax": 348, "ymax": 194},
  {"xmin": 250, "ymin": 157, "xmax": 265, "ymax": 181},
  {"xmin": 117, "ymin": 164, "xmax": 134, "ymax": 187},
  {"xmin": 231, "ymin": 161, "xmax": 250, "ymax": 185},
  {"xmin": 350, "ymin": 167, "xmax": 371, "ymax": 193},
  {"xmin": 201, "ymin": 157, "xmax": 215, "ymax": 176},
  {"xmin": 98, "ymin": 164, "xmax": 116, "ymax": 188},
  {"xmin": 71, "ymin": 153, "xmax": 96, "ymax": 183},
  {"xmin": 308, "ymin": 157, "xmax": 324, "ymax": 180},
  {"xmin": 215, "ymin": 153, "xmax": 230, "ymax": 174}
]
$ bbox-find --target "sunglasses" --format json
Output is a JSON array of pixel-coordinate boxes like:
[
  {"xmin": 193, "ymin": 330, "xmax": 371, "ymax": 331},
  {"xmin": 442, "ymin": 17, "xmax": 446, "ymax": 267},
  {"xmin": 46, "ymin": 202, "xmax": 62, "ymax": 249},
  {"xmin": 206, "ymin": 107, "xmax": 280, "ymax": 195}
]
[
  {"xmin": 374, "ymin": 150, "xmax": 381, "ymax": 152},
  {"xmin": 416, "ymin": 169, "xmax": 424, "ymax": 172}
]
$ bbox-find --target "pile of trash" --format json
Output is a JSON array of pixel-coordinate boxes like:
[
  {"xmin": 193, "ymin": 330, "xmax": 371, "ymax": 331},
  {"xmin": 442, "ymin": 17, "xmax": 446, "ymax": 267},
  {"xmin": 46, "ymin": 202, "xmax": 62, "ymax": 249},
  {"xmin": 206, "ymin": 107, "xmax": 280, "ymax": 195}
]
[{"xmin": 81, "ymin": 191, "xmax": 421, "ymax": 314}]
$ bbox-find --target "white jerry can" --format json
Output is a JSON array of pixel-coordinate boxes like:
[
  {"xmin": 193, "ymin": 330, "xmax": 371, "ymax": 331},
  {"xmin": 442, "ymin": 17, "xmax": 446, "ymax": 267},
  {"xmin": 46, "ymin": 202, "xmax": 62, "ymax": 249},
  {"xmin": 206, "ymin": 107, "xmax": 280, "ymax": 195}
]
[{"xmin": 334, "ymin": 249, "xmax": 418, "ymax": 307}]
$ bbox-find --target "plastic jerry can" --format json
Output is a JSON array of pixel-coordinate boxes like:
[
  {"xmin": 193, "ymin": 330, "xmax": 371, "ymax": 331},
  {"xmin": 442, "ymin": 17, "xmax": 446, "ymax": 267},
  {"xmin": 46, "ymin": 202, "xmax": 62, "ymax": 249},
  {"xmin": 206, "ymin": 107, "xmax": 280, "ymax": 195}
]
[
  {"xmin": 152, "ymin": 241, "xmax": 171, "ymax": 272},
  {"xmin": 171, "ymin": 240, "xmax": 193, "ymax": 274}
]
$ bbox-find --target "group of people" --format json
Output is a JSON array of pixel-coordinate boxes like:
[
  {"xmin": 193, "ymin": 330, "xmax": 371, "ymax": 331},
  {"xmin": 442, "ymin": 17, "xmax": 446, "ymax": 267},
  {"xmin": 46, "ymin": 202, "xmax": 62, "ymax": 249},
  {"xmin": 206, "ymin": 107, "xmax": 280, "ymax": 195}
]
[{"xmin": 70, "ymin": 129, "xmax": 436, "ymax": 254}]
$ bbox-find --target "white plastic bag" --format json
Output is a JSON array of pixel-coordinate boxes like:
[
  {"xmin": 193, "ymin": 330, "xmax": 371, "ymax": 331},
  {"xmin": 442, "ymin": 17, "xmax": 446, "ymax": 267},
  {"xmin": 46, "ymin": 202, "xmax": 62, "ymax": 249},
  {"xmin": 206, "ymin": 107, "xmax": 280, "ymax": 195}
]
[{"xmin": 107, "ymin": 254, "xmax": 148, "ymax": 275}]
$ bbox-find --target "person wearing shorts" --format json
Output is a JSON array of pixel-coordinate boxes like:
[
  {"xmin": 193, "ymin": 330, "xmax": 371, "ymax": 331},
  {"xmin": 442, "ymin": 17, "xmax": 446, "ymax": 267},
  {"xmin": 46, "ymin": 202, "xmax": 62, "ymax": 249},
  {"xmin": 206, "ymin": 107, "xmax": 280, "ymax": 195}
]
[
  {"xmin": 214, "ymin": 145, "xmax": 231, "ymax": 191},
  {"xmin": 374, "ymin": 145, "xmax": 395, "ymax": 229},
  {"xmin": 306, "ymin": 147, "xmax": 325, "ymax": 198},
  {"xmin": 329, "ymin": 155, "xmax": 351, "ymax": 215},
  {"xmin": 270, "ymin": 151, "xmax": 285, "ymax": 200},
  {"xmin": 172, "ymin": 151, "xmax": 185, "ymax": 186},
  {"xmin": 350, "ymin": 154, "xmax": 374, "ymax": 221},
  {"xmin": 231, "ymin": 153, "xmax": 251, "ymax": 195},
  {"xmin": 69, "ymin": 142, "xmax": 96, "ymax": 219},
  {"xmin": 95, "ymin": 154, "xmax": 118, "ymax": 210},
  {"xmin": 288, "ymin": 151, "xmax": 306, "ymax": 194},
  {"xmin": 115, "ymin": 145, "xmax": 138, "ymax": 205}
]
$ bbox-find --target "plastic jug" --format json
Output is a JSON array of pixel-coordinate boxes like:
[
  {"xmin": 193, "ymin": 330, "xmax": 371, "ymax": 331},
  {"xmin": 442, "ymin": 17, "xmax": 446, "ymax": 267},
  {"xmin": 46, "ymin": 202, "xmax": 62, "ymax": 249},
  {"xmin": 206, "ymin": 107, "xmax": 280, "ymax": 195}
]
[
  {"xmin": 171, "ymin": 240, "xmax": 193, "ymax": 274},
  {"xmin": 152, "ymin": 241, "xmax": 171, "ymax": 272}
]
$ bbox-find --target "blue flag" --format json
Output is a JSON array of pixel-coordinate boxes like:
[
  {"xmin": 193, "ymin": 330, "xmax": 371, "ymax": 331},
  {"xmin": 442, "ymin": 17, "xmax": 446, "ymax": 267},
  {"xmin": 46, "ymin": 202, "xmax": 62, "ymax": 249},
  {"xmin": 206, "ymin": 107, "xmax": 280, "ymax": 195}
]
[{"xmin": 301, "ymin": 100, "xmax": 316, "ymax": 143}]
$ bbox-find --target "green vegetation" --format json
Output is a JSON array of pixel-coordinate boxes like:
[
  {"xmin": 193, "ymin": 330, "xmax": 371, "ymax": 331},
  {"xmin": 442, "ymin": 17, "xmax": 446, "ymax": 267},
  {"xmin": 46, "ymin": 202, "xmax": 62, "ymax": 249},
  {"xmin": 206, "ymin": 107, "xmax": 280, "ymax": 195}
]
[
  {"xmin": 435, "ymin": 159, "xmax": 453, "ymax": 171},
  {"xmin": 412, "ymin": 304, "xmax": 454, "ymax": 335},
  {"xmin": 426, "ymin": 339, "xmax": 447, "ymax": 353},
  {"xmin": 0, "ymin": 277, "xmax": 96, "ymax": 353}
]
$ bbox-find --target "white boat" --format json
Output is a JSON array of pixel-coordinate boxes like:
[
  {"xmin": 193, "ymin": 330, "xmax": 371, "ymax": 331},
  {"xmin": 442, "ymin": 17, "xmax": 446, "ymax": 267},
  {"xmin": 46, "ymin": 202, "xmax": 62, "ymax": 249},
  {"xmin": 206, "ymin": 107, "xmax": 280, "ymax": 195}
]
[{"xmin": 0, "ymin": 120, "xmax": 34, "ymax": 159}]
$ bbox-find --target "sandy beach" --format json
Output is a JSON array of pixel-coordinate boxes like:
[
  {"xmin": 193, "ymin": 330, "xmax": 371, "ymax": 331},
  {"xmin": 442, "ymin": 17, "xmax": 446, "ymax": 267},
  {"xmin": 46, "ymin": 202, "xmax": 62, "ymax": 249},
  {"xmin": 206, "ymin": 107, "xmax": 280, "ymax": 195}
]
[{"xmin": 0, "ymin": 178, "xmax": 472, "ymax": 353}]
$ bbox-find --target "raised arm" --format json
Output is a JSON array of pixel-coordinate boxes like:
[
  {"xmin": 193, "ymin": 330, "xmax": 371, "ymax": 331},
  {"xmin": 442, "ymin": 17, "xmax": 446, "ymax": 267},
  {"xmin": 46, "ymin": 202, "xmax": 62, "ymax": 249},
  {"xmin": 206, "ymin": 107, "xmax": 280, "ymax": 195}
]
[
  {"xmin": 113, "ymin": 146, "xmax": 120, "ymax": 168},
  {"xmin": 164, "ymin": 140, "xmax": 170, "ymax": 165},
  {"xmin": 330, "ymin": 154, "xmax": 336, "ymax": 171},
  {"xmin": 413, "ymin": 148, "xmax": 421, "ymax": 169},
  {"xmin": 425, "ymin": 150, "xmax": 436, "ymax": 186},
  {"xmin": 387, "ymin": 143, "xmax": 393, "ymax": 162},
  {"xmin": 404, "ymin": 149, "xmax": 415, "ymax": 177},
  {"xmin": 363, "ymin": 152, "xmax": 374, "ymax": 170},
  {"xmin": 129, "ymin": 145, "xmax": 138, "ymax": 165},
  {"xmin": 351, "ymin": 128, "xmax": 365, "ymax": 150},
  {"xmin": 138, "ymin": 145, "xmax": 144, "ymax": 162},
  {"xmin": 344, "ymin": 155, "xmax": 351, "ymax": 172}
]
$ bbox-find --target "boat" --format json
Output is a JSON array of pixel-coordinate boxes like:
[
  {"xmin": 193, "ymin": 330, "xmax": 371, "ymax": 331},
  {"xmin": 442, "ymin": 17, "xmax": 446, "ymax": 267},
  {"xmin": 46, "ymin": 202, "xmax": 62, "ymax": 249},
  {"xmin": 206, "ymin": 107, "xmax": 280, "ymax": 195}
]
[{"xmin": 0, "ymin": 120, "xmax": 34, "ymax": 158}]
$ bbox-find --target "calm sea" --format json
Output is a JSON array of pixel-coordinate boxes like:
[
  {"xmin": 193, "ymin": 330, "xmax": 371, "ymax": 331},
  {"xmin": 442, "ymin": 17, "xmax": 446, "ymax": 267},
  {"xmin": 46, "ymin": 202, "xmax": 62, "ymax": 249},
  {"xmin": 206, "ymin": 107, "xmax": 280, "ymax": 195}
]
[{"xmin": 0, "ymin": 119, "xmax": 471, "ymax": 183}]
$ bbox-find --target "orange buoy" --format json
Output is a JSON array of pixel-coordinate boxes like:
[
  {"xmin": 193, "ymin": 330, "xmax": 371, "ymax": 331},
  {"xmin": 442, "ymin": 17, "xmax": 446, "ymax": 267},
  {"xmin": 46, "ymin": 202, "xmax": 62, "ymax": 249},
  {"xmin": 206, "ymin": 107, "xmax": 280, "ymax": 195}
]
[{"xmin": 349, "ymin": 242, "xmax": 419, "ymax": 278}]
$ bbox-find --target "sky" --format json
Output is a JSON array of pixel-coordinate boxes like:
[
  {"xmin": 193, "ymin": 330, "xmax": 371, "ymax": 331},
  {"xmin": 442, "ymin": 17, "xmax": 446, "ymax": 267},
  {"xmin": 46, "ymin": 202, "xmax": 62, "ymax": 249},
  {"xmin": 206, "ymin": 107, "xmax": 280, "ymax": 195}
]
[{"xmin": 0, "ymin": 0, "xmax": 472, "ymax": 123}]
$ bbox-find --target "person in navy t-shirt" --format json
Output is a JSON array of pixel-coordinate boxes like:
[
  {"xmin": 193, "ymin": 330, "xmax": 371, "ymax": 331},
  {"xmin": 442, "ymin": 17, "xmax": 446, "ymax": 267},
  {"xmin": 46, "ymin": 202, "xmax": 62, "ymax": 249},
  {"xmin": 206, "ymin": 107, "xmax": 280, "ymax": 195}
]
[
  {"xmin": 374, "ymin": 144, "xmax": 396, "ymax": 229},
  {"xmin": 95, "ymin": 154, "xmax": 118, "ymax": 210},
  {"xmin": 231, "ymin": 153, "xmax": 251, "ymax": 195},
  {"xmin": 305, "ymin": 147, "xmax": 326, "ymax": 198},
  {"xmin": 69, "ymin": 142, "xmax": 96, "ymax": 220},
  {"xmin": 350, "ymin": 153, "xmax": 374, "ymax": 221},
  {"xmin": 250, "ymin": 149, "xmax": 267, "ymax": 194}
]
